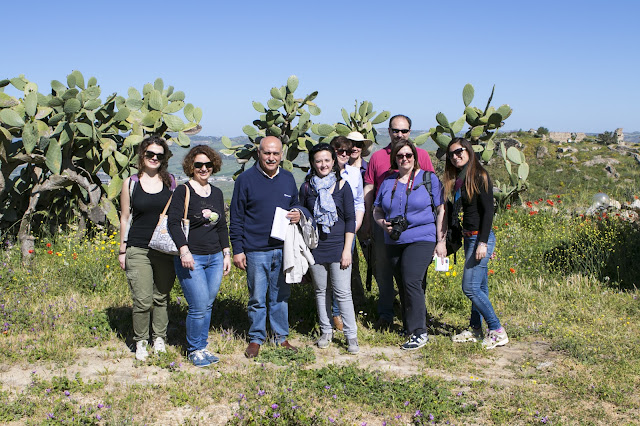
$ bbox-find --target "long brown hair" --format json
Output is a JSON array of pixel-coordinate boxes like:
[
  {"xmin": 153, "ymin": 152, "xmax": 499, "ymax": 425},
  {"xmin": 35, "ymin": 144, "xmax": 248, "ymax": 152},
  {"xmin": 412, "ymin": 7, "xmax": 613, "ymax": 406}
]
[
  {"xmin": 443, "ymin": 138, "xmax": 489, "ymax": 201},
  {"xmin": 136, "ymin": 135, "xmax": 173, "ymax": 188}
]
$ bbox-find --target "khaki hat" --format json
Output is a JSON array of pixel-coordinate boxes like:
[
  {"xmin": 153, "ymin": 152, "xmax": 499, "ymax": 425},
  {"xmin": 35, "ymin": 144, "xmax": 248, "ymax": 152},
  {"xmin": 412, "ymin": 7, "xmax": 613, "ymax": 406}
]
[{"xmin": 346, "ymin": 131, "xmax": 373, "ymax": 155}]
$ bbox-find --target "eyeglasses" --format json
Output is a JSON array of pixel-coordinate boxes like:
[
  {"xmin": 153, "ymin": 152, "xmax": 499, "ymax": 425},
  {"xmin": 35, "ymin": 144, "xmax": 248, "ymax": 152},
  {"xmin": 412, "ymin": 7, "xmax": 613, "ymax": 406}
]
[
  {"xmin": 144, "ymin": 151, "xmax": 165, "ymax": 161},
  {"xmin": 336, "ymin": 148, "xmax": 353, "ymax": 156},
  {"xmin": 194, "ymin": 161, "xmax": 214, "ymax": 169},
  {"xmin": 396, "ymin": 153, "xmax": 414, "ymax": 160},
  {"xmin": 390, "ymin": 128, "xmax": 410, "ymax": 134},
  {"xmin": 351, "ymin": 141, "xmax": 363, "ymax": 149},
  {"xmin": 447, "ymin": 147, "xmax": 467, "ymax": 158}
]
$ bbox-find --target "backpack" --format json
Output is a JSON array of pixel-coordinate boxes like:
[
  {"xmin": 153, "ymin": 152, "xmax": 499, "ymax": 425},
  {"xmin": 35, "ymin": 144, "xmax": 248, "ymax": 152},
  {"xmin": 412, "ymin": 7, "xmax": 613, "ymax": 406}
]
[{"xmin": 419, "ymin": 171, "xmax": 463, "ymax": 263}]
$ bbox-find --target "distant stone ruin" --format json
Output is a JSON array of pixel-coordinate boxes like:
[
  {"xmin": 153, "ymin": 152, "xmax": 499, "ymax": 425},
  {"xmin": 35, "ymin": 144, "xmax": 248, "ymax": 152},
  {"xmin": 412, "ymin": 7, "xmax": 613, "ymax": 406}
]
[
  {"xmin": 615, "ymin": 128, "xmax": 624, "ymax": 143},
  {"xmin": 549, "ymin": 132, "xmax": 586, "ymax": 143}
]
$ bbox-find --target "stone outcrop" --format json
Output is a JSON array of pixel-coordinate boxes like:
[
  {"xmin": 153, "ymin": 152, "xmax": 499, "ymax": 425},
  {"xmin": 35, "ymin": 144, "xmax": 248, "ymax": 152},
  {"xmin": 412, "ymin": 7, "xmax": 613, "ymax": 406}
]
[
  {"xmin": 536, "ymin": 146, "xmax": 548, "ymax": 159},
  {"xmin": 583, "ymin": 156, "xmax": 620, "ymax": 167}
]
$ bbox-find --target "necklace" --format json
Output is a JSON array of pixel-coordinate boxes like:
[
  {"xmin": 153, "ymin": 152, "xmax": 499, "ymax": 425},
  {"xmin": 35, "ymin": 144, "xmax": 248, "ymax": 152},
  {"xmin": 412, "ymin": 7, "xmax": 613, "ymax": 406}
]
[{"xmin": 189, "ymin": 180, "xmax": 211, "ymax": 197}]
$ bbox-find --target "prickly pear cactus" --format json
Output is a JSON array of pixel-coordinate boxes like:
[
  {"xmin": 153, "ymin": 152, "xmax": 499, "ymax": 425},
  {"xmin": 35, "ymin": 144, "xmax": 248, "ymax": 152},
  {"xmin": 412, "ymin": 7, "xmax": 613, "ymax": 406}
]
[
  {"xmin": 311, "ymin": 100, "xmax": 390, "ymax": 145},
  {"xmin": 221, "ymin": 75, "xmax": 319, "ymax": 176},
  {"xmin": 0, "ymin": 71, "xmax": 201, "ymax": 260},
  {"xmin": 419, "ymin": 83, "xmax": 527, "ymax": 209}
]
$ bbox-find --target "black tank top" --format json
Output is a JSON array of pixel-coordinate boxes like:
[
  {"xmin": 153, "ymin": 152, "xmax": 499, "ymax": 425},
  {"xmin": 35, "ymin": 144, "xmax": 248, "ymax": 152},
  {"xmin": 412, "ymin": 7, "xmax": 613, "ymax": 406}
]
[{"xmin": 127, "ymin": 183, "xmax": 172, "ymax": 249}]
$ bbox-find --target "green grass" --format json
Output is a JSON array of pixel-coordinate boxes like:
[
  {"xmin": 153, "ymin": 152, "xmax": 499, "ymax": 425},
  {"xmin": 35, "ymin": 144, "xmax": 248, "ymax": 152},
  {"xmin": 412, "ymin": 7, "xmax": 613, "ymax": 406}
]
[{"xmin": 1, "ymin": 136, "xmax": 640, "ymax": 423}]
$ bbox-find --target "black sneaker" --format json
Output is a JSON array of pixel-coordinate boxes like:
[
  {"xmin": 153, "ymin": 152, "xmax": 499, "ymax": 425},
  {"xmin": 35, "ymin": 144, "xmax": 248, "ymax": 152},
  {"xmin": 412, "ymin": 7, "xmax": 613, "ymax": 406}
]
[{"xmin": 400, "ymin": 333, "xmax": 429, "ymax": 350}]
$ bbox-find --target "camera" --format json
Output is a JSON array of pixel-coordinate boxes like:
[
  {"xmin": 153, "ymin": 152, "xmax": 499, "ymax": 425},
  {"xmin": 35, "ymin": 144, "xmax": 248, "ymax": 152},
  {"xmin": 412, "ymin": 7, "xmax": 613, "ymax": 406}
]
[{"xmin": 389, "ymin": 215, "xmax": 408, "ymax": 241}]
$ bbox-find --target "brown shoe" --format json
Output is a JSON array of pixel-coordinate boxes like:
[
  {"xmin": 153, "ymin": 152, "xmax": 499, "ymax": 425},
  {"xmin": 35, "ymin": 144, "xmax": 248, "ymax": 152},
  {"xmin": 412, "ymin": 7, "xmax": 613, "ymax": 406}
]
[
  {"xmin": 279, "ymin": 340, "xmax": 298, "ymax": 353},
  {"xmin": 245, "ymin": 342, "xmax": 260, "ymax": 358},
  {"xmin": 333, "ymin": 315, "xmax": 344, "ymax": 331}
]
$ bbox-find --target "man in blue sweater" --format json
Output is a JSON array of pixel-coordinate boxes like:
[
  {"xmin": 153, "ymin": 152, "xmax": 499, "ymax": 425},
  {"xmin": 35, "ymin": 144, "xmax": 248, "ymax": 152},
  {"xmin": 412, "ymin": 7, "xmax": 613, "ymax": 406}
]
[{"xmin": 230, "ymin": 136, "xmax": 305, "ymax": 358}]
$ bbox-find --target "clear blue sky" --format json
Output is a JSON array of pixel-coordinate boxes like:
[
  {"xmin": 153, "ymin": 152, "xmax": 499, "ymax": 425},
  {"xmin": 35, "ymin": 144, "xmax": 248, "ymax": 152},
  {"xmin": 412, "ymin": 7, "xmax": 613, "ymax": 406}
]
[{"xmin": 4, "ymin": 1, "xmax": 639, "ymax": 136}]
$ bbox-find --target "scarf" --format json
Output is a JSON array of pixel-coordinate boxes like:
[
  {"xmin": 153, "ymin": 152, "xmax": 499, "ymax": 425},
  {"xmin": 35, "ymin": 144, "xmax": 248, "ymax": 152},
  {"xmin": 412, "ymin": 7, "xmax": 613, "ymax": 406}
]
[
  {"xmin": 311, "ymin": 173, "xmax": 338, "ymax": 233},
  {"xmin": 453, "ymin": 164, "xmax": 468, "ymax": 202}
]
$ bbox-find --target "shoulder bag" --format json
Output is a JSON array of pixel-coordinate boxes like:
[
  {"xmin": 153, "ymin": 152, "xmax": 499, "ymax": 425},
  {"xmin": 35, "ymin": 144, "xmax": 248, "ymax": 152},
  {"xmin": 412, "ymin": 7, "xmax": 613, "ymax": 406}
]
[{"xmin": 148, "ymin": 185, "xmax": 190, "ymax": 255}]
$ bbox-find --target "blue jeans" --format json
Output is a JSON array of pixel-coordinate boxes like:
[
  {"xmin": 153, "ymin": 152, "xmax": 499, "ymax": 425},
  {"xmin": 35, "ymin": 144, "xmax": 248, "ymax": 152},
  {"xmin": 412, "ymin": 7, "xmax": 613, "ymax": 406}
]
[
  {"xmin": 175, "ymin": 253, "xmax": 223, "ymax": 354},
  {"xmin": 246, "ymin": 249, "xmax": 291, "ymax": 344},
  {"xmin": 461, "ymin": 232, "xmax": 501, "ymax": 330}
]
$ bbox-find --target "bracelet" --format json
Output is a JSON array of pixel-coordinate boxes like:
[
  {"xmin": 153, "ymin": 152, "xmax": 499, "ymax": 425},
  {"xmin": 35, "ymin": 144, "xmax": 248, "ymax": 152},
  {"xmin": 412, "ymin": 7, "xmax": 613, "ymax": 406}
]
[
  {"xmin": 477, "ymin": 242, "xmax": 487, "ymax": 247},
  {"xmin": 223, "ymin": 250, "xmax": 231, "ymax": 257},
  {"xmin": 119, "ymin": 251, "xmax": 126, "ymax": 255},
  {"xmin": 180, "ymin": 251, "xmax": 191, "ymax": 259}
]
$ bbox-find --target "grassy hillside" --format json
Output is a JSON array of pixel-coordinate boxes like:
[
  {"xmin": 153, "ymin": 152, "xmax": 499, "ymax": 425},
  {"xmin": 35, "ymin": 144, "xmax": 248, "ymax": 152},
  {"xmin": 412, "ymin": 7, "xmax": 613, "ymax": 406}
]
[{"xmin": 0, "ymin": 132, "xmax": 638, "ymax": 424}]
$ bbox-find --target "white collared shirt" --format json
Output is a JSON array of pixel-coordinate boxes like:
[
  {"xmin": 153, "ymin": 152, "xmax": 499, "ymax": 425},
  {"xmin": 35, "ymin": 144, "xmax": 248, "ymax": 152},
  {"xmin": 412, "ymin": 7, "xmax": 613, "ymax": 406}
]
[
  {"xmin": 341, "ymin": 164, "xmax": 364, "ymax": 213},
  {"xmin": 256, "ymin": 162, "xmax": 280, "ymax": 179}
]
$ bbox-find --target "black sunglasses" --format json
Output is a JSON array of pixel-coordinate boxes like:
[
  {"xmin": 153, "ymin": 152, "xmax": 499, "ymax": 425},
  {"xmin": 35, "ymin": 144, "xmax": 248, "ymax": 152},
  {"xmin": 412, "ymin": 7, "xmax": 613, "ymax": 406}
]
[
  {"xmin": 351, "ymin": 141, "xmax": 364, "ymax": 149},
  {"xmin": 396, "ymin": 153, "xmax": 414, "ymax": 160},
  {"xmin": 144, "ymin": 151, "xmax": 165, "ymax": 161},
  {"xmin": 390, "ymin": 128, "xmax": 410, "ymax": 134},
  {"xmin": 336, "ymin": 148, "xmax": 353, "ymax": 155},
  {"xmin": 194, "ymin": 161, "xmax": 214, "ymax": 169},
  {"xmin": 448, "ymin": 147, "xmax": 467, "ymax": 158}
]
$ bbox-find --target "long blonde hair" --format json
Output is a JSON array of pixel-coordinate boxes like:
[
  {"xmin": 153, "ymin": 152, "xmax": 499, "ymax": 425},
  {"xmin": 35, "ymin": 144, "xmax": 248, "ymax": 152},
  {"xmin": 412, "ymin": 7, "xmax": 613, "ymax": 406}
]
[{"xmin": 442, "ymin": 138, "xmax": 489, "ymax": 201}]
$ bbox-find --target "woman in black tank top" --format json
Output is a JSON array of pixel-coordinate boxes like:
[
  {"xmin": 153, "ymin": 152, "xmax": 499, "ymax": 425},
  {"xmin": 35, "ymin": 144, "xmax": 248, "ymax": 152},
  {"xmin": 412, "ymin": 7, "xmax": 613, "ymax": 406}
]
[{"xmin": 118, "ymin": 136, "xmax": 176, "ymax": 362}]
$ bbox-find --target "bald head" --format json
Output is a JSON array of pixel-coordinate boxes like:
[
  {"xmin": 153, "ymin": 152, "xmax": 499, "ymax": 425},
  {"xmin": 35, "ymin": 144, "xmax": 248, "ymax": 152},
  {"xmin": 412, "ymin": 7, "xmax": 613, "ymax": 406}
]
[{"xmin": 258, "ymin": 136, "xmax": 283, "ymax": 177}]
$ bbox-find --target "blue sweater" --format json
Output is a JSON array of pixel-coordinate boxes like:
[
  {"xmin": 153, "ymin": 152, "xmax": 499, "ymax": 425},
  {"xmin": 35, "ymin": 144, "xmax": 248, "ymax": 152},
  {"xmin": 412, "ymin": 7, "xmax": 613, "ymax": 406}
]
[{"xmin": 230, "ymin": 164, "xmax": 307, "ymax": 254}]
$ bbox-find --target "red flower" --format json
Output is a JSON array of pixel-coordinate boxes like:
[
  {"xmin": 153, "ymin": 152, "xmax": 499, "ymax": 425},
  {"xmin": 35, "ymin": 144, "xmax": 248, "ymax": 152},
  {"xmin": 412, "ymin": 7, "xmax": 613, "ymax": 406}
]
[
  {"xmin": 556, "ymin": 195, "xmax": 561, "ymax": 198},
  {"xmin": 488, "ymin": 269, "xmax": 495, "ymax": 275},
  {"xmin": 504, "ymin": 223, "xmax": 509, "ymax": 226},
  {"xmin": 529, "ymin": 211, "xmax": 538, "ymax": 216},
  {"xmin": 557, "ymin": 199, "xmax": 562, "ymax": 203},
  {"xmin": 546, "ymin": 199, "xmax": 554, "ymax": 206},
  {"xmin": 506, "ymin": 204, "xmax": 511, "ymax": 209},
  {"xmin": 28, "ymin": 249, "xmax": 34, "ymax": 254},
  {"xmin": 509, "ymin": 268, "xmax": 516, "ymax": 273},
  {"xmin": 534, "ymin": 201, "xmax": 539, "ymax": 205},
  {"xmin": 46, "ymin": 243, "xmax": 51, "ymax": 248},
  {"xmin": 526, "ymin": 201, "xmax": 533, "ymax": 208},
  {"xmin": 47, "ymin": 250, "xmax": 53, "ymax": 255}
]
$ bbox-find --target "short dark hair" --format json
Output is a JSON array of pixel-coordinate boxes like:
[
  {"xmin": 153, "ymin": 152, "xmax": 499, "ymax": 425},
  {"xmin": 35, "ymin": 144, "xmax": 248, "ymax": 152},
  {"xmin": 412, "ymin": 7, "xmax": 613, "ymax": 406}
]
[
  {"xmin": 389, "ymin": 114, "xmax": 412, "ymax": 129},
  {"xmin": 136, "ymin": 135, "xmax": 172, "ymax": 188},
  {"xmin": 390, "ymin": 140, "xmax": 419, "ymax": 171},
  {"xmin": 329, "ymin": 135, "xmax": 353, "ymax": 151},
  {"xmin": 307, "ymin": 143, "xmax": 341, "ymax": 182},
  {"xmin": 182, "ymin": 145, "xmax": 222, "ymax": 177}
]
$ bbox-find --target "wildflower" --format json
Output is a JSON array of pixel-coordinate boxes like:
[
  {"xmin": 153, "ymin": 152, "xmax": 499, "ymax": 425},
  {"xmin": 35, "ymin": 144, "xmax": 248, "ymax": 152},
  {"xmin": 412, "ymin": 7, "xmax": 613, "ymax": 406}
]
[
  {"xmin": 47, "ymin": 250, "xmax": 53, "ymax": 255},
  {"xmin": 56, "ymin": 252, "xmax": 62, "ymax": 257},
  {"xmin": 98, "ymin": 403, "xmax": 104, "ymax": 409},
  {"xmin": 28, "ymin": 249, "xmax": 34, "ymax": 254},
  {"xmin": 509, "ymin": 268, "xmax": 515, "ymax": 273},
  {"xmin": 64, "ymin": 390, "xmax": 70, "ymax": 396},
  {"xmin": 273, "ymin": 413, "xmax": 280, "ymax": 419},
  {"xmin": 546, "ymin": 199, "xmax": 554, "ymax": 206},
  {"xmin": 324, "ymin": 385, "xmax": 331, "ymax": 390},
  {"xmin": 414, "ymin": 410, "xmax": 422, "ymax": 417},
  {"xmin": 506, "ymin": 204, "xmax": 511, "ymax": 209},
  {"xmin": 96, "ymin": 414, "xmax": 102, "ymax": 420},
  {"xmin": 452, "ymin": 271, "xmax": 457, "ymax": 277},
  {"xmin": 445, "ymin": 272, "xmax": 450, "ymax": 277},
  {"xmin": 257, "ymin": 389, "xmax": 265, "ymax": 396},
  {"xmin": 404, "ymin": 401, "xmax": 409, "ymax": 406},
  {"xmin": 429, "ymin": 414, "xmax": 435, "ymax": 421},
  {"xmin": 46, "ymin": 243, "xmax": 51, "ymax": 248},
  {"xmin": 271, "ymin": 404, "xmax": 278, "ymax": 409}
]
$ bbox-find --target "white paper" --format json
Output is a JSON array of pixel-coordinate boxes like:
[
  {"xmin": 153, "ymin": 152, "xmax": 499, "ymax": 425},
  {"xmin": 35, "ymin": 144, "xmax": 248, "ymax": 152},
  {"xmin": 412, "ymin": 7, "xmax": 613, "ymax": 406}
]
[
  {"xmin": 270, "ymin": 207, "xmax": 291, "ymax": 241},
  {"xmin": 434, "ymin": 256, "xmax": 450, "ymax": 272}
]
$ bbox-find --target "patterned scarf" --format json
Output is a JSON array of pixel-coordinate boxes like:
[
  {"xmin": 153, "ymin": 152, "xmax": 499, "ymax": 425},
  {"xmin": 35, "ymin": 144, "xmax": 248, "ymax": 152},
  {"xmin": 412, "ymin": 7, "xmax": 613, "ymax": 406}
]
[
  {"xmin": 311, "ymin": 173, "xmax": 338, "ymax": 233},
  {"xmin": 454, "ymin": 164, "xmax": 468, "ymax": 202}
]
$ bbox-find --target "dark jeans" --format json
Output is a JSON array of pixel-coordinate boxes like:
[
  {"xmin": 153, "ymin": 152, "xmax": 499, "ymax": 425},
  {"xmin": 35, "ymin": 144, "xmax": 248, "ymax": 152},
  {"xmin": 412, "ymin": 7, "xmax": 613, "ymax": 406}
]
[{"xmin": 386, "ymin": 241, "xmax": 436, "ymax": 336}]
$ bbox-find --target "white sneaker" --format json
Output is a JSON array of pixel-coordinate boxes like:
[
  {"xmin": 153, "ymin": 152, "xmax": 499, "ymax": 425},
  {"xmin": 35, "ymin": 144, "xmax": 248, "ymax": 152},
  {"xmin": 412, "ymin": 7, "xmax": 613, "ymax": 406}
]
[
  {"xmin": 482, "ymin": 328, "xmax": 509, "ymax": 349},
  {"xmin": 452, "ymin": 327, "xmax": 484, "ymax": 343},
  {"xmin": 153, "ymin": 337, "xmax": 166, "ymax": 354},
  {"xmin": 135, "ymin": 340, "xmax": 149, "ymax": 361}
]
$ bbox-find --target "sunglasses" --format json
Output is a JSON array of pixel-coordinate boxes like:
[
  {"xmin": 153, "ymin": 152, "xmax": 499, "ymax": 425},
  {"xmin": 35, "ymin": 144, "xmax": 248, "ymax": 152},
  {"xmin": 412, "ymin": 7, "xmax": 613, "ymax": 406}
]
[
  {"xmin": 390, "ymin": 128, "xmax": 410, "ymax": 134},
  {"xmin": 396, "ymin": 153, "xmax": 414, "ymax": 160},
  {"xmin": 351, "ymin": 141, "xmax": 364, "ymax": 149},
  {"xmin": 144, "ymin": 151, "xmax": 165, "ymax": 161},
  {"xmin": 336, "ymin": 148, "xmax": 353, "ymax": 155},
  {"xmin": 194, "ymin": 161, "xmax": 214, "ymax": 169},
  {"xmin": 448, "ymin": 147, "xmax": 467, "ymax": 158}
]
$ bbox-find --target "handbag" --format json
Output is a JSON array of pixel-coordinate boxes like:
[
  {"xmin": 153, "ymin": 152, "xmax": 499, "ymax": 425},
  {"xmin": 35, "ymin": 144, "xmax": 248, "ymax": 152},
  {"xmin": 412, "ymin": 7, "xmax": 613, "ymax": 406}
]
[{"xmin": 148, "ymin": 185, "xmax": 190, "ymax": 255}]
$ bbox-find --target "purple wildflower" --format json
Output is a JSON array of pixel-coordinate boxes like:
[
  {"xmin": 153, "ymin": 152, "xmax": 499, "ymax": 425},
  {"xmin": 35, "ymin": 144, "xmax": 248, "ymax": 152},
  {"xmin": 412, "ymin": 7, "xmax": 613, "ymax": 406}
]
[
  {"xmin": 271, "ymin": 404, "xmax": 279, "ymax": 409},
  {"xmin": 404, "ymin": 401, "xmax": 409, "ymax": 406}
]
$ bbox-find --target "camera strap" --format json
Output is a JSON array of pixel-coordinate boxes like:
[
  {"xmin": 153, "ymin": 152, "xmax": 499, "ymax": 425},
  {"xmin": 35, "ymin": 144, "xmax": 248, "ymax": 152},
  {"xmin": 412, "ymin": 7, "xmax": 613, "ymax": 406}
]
[{"xmin": 390, "ymin": 170, "xmax": 416, "ymax": 218}]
